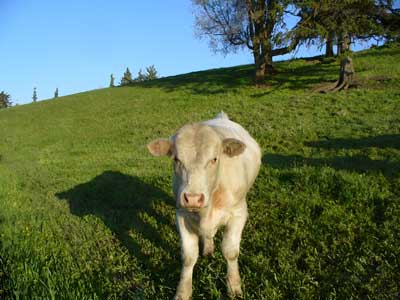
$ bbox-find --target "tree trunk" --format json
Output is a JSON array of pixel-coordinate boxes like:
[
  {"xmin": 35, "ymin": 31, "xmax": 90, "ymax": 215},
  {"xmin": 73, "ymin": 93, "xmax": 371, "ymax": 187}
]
[
  {"xmin": 254, "ymin": 40, "xmax": 274, "ymax": 86},
  {"xmin": 337, "ymin": 32, "xmax": 343, "ymax": 55},
  {"xmin": 344, "ymin": 34, "xmax": 351, "ymax": 52},
  {"xmin": 337, "ymin": 43, "xmax": 342, "ymax": 56},
  {"xmin": 254, "ymin": 49, "xmax": 266, "ymax": 86},
  {"xmin": 337, "ymin": 32, "xmax": 351, "ymax": 55},
  {"xmin": 247, "ymin": 0, "xmax": 274, "ymax": 87},
  {"xmin": 338, "ymin": 56, "xmax": 354, "ymax": 87},
  {"xmin": 266, "ymin": 57, "xmax": 273, "ymax": 75},
  {"xmin": 316, "ymin": 56, "xmax": 355, "ymax": 93},
  {"xmin": 325, "ymin": 31, "xmax": 334, "ymax": 57}
]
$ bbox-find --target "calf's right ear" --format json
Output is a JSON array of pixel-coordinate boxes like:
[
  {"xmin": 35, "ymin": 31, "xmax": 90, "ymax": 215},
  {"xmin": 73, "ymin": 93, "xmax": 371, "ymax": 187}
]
[
  {"xmin": 223, "ymin": 138, "xmax": 246, "ymax": 157},
  {"xmin": 147, "ymin": 139, "xmax": 172, "ymax": 156}
]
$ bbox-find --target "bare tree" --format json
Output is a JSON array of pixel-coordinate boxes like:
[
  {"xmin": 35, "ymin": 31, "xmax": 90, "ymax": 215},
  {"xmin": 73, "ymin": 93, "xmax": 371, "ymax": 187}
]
[{"xmin": 193, "ymin": 0, "xmax": 300, "ymax": 85}]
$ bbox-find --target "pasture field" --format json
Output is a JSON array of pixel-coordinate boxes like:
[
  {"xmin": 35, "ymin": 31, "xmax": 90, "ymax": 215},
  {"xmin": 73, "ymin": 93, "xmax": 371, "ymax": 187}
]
[{"xmin": 0, "ymin": 44, "xmax": 399, "ymax": 299}]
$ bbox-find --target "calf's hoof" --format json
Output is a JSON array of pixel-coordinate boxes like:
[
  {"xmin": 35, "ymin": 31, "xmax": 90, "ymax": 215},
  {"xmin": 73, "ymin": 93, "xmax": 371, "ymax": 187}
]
[
  {"xmin": 227, "ymin": 278, "xmax": 243, "ymax": 298},
  {"xmin": 174, "ymin": 294, "xmax": 192, "ymax": 300},
  {"xmin": 228, "ymin": 286, "xmax": 243, "ymax": 299},
  {"xmin": 174, "ymin": 284, "xmax": 192, "ymax": 300}
]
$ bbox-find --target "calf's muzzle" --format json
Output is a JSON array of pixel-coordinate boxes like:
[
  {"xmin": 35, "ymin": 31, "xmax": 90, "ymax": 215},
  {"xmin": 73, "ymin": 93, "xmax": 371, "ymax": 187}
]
[{"xmin": 182, "ymin": 193, "xmax": 205, "ymax": 209}]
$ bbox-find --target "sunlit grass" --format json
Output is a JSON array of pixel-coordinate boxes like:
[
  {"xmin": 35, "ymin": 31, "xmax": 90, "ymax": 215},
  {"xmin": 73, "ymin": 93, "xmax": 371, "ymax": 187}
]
[{"xmin": 0, "ymin": 43, "xmax": 399, "ymax": 299}]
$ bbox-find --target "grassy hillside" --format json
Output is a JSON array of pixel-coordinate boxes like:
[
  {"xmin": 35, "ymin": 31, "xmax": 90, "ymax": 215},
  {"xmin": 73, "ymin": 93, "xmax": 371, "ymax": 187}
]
[{"xmin": 1, "ymin": 43, "xmax": 400, "ymax": 299}]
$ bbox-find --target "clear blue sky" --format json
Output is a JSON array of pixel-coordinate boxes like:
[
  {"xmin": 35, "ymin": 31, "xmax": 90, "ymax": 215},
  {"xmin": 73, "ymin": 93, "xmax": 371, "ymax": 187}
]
[{"xmin": 0, "ymin": 0, "xmax": 382, "ymax": 105}]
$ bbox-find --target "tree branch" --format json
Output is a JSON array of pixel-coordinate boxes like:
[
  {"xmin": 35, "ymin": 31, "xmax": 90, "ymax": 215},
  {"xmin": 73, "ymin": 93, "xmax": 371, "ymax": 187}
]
[{"xmin": 271, "ymin": 37, "xmax": 300, "ymax": 56}]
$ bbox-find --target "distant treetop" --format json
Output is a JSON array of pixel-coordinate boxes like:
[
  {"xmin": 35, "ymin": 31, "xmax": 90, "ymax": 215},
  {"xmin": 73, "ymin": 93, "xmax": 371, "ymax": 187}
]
[
  {"xmin": 120, "ymin": 68, "xmax": 133, "ymax": 86},
  {"xmin": 110, "ymin": 74, "xmax": 115, "ymax": 87},
  {"xmin": 0, "ymin": 91, "xmax": 12, "ymax": 108},
  {"xmin": 32, "ymin": 87, "xmax": 38, "ymax": 102},
  {"xmin": 145, "ymin": 65, "xmax": 158, "ymax": 81},
  {"xmin": 119, "ymin": 66, "xmax": 159, "ymax": 85}
]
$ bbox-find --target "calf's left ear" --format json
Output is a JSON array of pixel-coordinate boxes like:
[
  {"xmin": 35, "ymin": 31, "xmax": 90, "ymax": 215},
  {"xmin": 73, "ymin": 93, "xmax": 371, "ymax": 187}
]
[
  {"xmin": 222, "ymin": 138, "xmax": 246, "ymax": 157},
  {"xmin": 147, "ymin": 138, "xmax": 172, "ymax": 156}
]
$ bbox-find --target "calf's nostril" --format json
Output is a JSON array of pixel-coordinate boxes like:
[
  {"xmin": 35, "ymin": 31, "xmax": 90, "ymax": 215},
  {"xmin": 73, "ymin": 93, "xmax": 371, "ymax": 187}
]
[
  {"xmin": 198, "ymin": 194, "xmax": 205, "ymax": 205},
  {"xmin": 183, "ymin": 193, "xmax": 189, "ymax": 204}
]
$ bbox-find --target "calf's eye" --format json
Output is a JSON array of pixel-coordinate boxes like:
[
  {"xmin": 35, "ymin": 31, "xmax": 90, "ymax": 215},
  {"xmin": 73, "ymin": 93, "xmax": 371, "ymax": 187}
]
[{"xmin": 210, "ymin": 157, "xmax": 218, "ymax": 165}]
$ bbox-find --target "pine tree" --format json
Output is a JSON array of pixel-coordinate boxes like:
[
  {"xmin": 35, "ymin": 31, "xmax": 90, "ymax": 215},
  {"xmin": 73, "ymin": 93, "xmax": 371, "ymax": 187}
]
[
  {"xmin": 297, "ymin": 0, "xmax": 395, "ymax": 92},
  {"xmin": 54, "ymin": 88, "xmax": 59, "ymax": 98},
  {"xmin": 145, "ymin": 65, "xmax": 158, "ymax": 80},
  {"xmin": 32, "ymin": 87, "xmax": 38, "ymax": 102},
  {"xmin": 110, "ymin": 74, "xmax": 115, "ymax": 87},
  {"xmin": 0, "ymin": 91, "xmax": 12, "ymax": 108},
  {"xmin": 136, "ymin": 69, "xmax": 146, "ymax": 82},
  {"xmin": 120, "ymin": 68, "xmax": 133, "ymax": 86}
]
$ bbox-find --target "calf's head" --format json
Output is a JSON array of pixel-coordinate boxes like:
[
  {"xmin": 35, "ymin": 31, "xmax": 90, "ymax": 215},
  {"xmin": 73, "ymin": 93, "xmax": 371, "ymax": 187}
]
[{"xmin": 147, "ymin": 124, "xmax": 245, "ymax": 212}]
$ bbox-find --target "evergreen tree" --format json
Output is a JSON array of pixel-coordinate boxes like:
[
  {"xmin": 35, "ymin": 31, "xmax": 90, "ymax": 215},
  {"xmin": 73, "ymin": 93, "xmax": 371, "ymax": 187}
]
[
  {"xmin": 54, "ymin": 88, "xmax": 59, "ymax": 98},
  {"xmin": 292, "ymin": 0, "xmax": 397, "ymax": 92},
  {"xmin": 109, "ymin": 74, "xmax": 115, "ymax": 87},
  {"xmin": 120, "ymin": 68, "xmax": 133, "ymax": 86},
  {"xmin": 145, "ymin": 65, "xmax": 158, "ymax": 80},
  {"xmin": 292, "ymin": 0, "xmax": 397, "ymax": 56},
  {"xmin": 0, "ymin": 91, "xmax": 12, "ymax": 108},
  {"xmin": 32, "ymin": 87, "xmax": 38, "ymax": 102},
  {"xmin": 136, "ymin": 69, "xmax": 146, "ymax": 82},
  {"xmin": 379, "ymin": 5, "xmax": 400, "ymax": 41}
]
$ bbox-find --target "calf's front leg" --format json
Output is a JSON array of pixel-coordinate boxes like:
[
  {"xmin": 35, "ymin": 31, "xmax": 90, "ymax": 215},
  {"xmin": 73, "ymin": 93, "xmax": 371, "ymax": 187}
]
[
  {"xmin": 175, "ymin": 215, "xmax": 199, "ymax": 300},
  {"xmin": 222, "ymin": 208, "xmax": 248, "ymax": 298}
]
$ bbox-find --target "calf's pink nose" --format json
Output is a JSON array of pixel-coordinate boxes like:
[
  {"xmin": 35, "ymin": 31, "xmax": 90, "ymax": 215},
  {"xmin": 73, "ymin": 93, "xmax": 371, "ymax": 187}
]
[{"xmin": 183, "ymin": 193, "xmax": 205, "ymax": 208}]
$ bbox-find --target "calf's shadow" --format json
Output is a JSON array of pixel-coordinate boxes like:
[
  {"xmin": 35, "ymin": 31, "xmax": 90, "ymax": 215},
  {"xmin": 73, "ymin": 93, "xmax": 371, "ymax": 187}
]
[{"xmin": 56, "ymin": 170, "xmax": 180, "ymax": 290}]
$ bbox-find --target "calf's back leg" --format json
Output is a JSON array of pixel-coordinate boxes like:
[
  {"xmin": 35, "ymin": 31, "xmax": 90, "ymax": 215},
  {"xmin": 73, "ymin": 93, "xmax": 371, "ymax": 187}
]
[{"xmin": 201, "ymin": 236, "xmax": 215, "ymax": 256}]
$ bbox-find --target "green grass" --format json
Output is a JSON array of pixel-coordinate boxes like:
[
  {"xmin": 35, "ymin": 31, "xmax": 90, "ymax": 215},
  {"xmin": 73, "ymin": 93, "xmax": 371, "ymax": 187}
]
[{"xmin": 1, "ymin": 43, "xmax": 400, "ymax": 299}]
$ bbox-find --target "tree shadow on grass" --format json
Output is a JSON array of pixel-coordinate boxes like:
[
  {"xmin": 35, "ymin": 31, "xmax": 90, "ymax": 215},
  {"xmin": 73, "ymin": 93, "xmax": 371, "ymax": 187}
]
[
  {"xmin": 125, "ymin": 57, "xmax": 339, "ymax": 96},
  {"xmin": 134, "ymin": 65, "xmax": 254, "ymax": 95},
  {"xmin": 263, "ymin": 153, "xmax": 400, "ymax": 178},
  {"xmin": 56, "ymin": 171, "xmax": 180, "ymax": 294},
  {"xmin": 304, "ymin": 134, "xmax": 400, "ymax": 150},
  {"xmin": 249, "ymin": 60, "xmax": 338, "ymax": 98},
  {"xmin": 262, "ymin": 134, "xmax": 400, "ymax": 177}
]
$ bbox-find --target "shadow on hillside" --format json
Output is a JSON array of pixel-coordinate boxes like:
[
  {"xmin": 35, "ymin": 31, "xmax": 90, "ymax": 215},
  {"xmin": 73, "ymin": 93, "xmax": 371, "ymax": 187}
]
[
  {"xmin": 263, "ymin": 134, "xmax": 400, "ymax": 178},
  {"xmin": 250, "ymin": 62, "xmax": 338, "ymax": 97},
  {"xmin": 263, "ymin": 153, "xmax": 399, "ymax": 178},
  {"xmin": 304, "ymin": 134, "xmax": 400, "ymax": 150},
  {"xmin": 264, "ymin": 133, "xmax": 400, "ymax": 179},
  {"xmin": 134, "ymin": 65, "xmax": 254, "ymax": 95},
  {"xmin": 56, "ymin": 171, "xmax": 179, "ymax": 291},
  {"xmin": 125, "ymin": 58, "xmax": 339, "ymax": 95}
]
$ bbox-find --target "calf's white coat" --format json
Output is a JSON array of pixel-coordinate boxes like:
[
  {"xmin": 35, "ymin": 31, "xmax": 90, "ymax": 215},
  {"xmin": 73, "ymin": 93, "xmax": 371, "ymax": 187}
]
[{"xmin": 147, "ymin": 112, "xmax": 261, "ymax": 300}]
